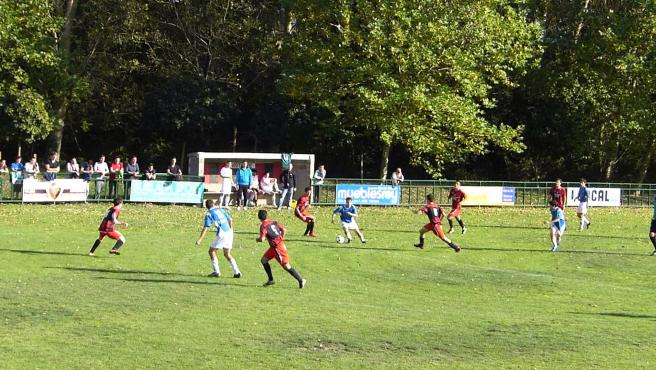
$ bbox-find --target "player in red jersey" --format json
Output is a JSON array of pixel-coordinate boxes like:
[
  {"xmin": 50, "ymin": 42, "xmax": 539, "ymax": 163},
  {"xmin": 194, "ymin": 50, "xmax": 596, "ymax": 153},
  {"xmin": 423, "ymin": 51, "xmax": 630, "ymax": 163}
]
[
  {"xmin": 295, "ymin": 186, "xmax": 317, "ymax": 237},
  {"xmin": 256, "ymin": 209, "xmax": 306, "ymax": 288},
  {"xmin": 548, "ymin": 178, "xmax": 567, "ymax": 210},
  {"xmin": 447, "ymin": 180, "xmax": 467, "ymax": 234},
  {"xmin": 88, "ymin": 197, "xmax": 129, "ymax": 256},
  {"xmin": 414, "ymin": 194, "xmax": 461, "ymax": 252}
]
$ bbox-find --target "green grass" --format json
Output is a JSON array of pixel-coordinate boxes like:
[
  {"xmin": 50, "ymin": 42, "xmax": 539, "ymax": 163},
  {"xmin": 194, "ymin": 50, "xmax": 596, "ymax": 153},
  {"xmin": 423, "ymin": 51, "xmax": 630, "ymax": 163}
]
[{"xmin": 0, "ymin": 204, "xmax": 654, "ymax": 369}]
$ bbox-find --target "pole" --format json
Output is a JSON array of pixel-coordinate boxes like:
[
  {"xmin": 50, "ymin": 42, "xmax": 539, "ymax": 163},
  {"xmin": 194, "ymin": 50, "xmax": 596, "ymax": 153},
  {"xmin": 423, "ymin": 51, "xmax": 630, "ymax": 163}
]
[{"xmin": 360, "ymin": 153, "xmax": 364, "ymax": 183}]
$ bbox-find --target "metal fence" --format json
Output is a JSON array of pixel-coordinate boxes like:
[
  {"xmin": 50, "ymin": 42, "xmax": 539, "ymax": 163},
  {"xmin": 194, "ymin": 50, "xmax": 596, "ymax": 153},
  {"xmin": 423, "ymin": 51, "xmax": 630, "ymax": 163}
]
[
  {"xmin": 2, "ymin": 174, "xmax": 655, "ymax": 207},
  {"xmin": 312, "ymin": 179, "xmax": 656, "ymax": 207},
  {"xmin": 0, "ymin": 173, "xmax": 204, "ymax": 202}
]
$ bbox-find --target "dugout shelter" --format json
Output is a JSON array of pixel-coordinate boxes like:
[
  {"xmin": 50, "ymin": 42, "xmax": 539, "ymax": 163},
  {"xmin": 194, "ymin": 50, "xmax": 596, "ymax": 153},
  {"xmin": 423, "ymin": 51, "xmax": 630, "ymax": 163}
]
[{"xmin": 187, "ymin": 152, "xmax": 315, "ymax": 201}]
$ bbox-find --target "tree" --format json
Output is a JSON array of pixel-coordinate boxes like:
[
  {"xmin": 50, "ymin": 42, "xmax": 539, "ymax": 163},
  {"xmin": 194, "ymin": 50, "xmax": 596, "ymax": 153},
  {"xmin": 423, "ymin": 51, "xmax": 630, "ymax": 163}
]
[
  {"xmin": 282, "ymin": 0, "xmax": 542, "ymax": 179},
  {"xmin": 0, "ymin": 0, "xmax": 61, "ymax": 147}
]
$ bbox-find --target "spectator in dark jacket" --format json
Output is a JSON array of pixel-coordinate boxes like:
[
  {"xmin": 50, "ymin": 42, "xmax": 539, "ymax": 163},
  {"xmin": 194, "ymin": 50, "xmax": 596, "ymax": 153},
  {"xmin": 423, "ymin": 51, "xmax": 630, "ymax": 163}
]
[{"xmin": 278, "ymin": 164, "xmax": 297, "ymax": 209}]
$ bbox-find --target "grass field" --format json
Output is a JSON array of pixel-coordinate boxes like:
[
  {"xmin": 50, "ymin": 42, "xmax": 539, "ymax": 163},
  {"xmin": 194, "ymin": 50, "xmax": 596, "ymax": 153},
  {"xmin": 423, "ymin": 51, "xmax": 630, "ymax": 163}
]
[{"xmin": 1, "ymin": 203, "xmax": 655, "ymax": 369}]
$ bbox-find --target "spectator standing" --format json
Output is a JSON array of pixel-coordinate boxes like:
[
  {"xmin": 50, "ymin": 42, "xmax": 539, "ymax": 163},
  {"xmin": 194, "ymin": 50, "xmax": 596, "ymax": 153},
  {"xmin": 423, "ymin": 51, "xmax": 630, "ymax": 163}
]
[
  {"xmin": 167, "ymin": 157, "xmax": 183, "ymax": 181},
  {"xmin": 24, "ymin": 157, "xmax": 40, "ymax": 179},
  {"xmin": 278, "ymin": 163, "xmax": 297, "ymax": 210},
  {"xmin": 235, "ymin": 161, "xmax": 253, "ymax": 209},
  {"xmin": 81, "ymin": 159, "xmax": 93, "ymax": 181},
  {"xmin": 219, "ymin": 162, "xmax": 233, "ymax": 208},
  {"xmin": 94, "ymin": 155, "xmax": 109, "ymax": 199},
  {"xmin": 313, "ymin": 164, "xmax": 326, "ymax": 203},
  {"xmin": 67, "ymin": 158, "xmax": 80, "ymax": 179},
  {"xmin": 10, "ymin": 156, "xmax": 25, "ymax": 199},
  {"xmin": 144, "ymin": 163, "xmax": 157, "ymax": 180},
  {"xmin": 0, "ymin": 159, "xmax": 7, "ymax": 173},
  {"xmin": 548, "ymin": 178, "xmax": 567, "ymax": 210},
  {"xmin": 109, "ymin": 157, "xmax": 124, "ymax": 198},
  {"xmin": 44, "ymin": 152, "xmax": 60, "ymax": 181},
  {"xmin": 9, "ymin": 156, "xmax": 24, "ymax": 197},
  {"xmin": 125, "ymin": 156, "xmax": 140, "ymax": 197},
  {"xmin": 391, "ymin": 168, "xmax": 405, "ymax": 187}
]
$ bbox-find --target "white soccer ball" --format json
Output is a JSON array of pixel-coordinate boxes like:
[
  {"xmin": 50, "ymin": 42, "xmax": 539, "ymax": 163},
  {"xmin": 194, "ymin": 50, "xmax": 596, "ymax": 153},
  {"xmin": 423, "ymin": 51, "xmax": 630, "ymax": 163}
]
[{"xmin": 336, "ymin": 235, "xmax": 345, "ymax": 244}]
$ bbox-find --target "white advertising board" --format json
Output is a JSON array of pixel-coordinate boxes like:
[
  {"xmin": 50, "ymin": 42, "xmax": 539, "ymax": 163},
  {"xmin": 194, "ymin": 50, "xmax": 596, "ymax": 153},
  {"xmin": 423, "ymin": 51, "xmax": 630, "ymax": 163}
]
[
  {"xmin": 22, "ymin": 179, "xmax": 88, "ymax": 202},
  {"xmin": 567, "ymin": 187, "xmax": 621, "ymax": 207}
]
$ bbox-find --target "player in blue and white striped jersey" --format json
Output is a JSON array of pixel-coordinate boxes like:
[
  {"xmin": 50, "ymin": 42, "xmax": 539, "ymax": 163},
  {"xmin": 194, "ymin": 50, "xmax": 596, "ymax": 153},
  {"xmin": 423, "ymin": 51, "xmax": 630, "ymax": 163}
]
[
  {"xmin": 550, "ymin": 200, "xmax": 567, "ymax": 252},
  {"xmin": 196, "ymin": 200, "xmax": 241, "ymax": 278}
]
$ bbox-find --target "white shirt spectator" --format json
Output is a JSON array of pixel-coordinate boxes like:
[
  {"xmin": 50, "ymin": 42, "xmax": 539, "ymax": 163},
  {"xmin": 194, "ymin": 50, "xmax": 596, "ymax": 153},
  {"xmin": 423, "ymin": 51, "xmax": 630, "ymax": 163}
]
[
  {"xmin": 94, "ymin": 161, "xmax": 109, "ymax": 180},
  {"xmin": 313, "ymin": 165, "xmax": 326, "ymax": 185},
  {"xmin": 391, "ymin": 168, "xmax": 404, "ymax": 187}
]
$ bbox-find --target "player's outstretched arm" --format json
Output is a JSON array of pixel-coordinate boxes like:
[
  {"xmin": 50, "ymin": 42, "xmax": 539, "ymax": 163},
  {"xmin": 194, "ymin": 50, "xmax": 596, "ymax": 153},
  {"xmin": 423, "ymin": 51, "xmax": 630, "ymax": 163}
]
[{"xmin": 196, "ymin": 227, "xmax": 209, "ymax": 245}]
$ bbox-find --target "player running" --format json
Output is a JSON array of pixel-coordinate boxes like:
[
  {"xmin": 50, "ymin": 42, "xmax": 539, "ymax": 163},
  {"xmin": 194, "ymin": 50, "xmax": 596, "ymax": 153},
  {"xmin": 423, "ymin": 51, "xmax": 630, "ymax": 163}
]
[
  {"xmin": 257, "ymin": 210, "xmax": 306, "ymax": 288},
  {"xmin": 548, "ymin": 178, "xmax": 567, "ymax": 210},
  {"xmin": 447, "ymin": 180, "xmax": 467, "ymax": 234},
  {"xmin": 295, "ymin": 186, "xmax": 317, "ymax": 237},
  {"xmin": 649, "ymin": 194, "xmax": 656, "ymax": 256},
  {"xmin": 88, "ymin": 197, "xmax": 129, "ymax": 256},
  {"xmin": 575, "ymin": 178, "xmax": 591, "ymax": 230},
  {"xmin": 550, "ymin": 200, "xmax": 567, "ymax": 252},
  {"xmin": 332, "ymin": 197, "xmax": 366, "ymax": 243},
  {"xmin": 195, "ymin": 200, "xmax": 241, "ymax": 278},
  {"xmin": 414, "ymin": 194, "xmax": 461, "ymax": 252}
]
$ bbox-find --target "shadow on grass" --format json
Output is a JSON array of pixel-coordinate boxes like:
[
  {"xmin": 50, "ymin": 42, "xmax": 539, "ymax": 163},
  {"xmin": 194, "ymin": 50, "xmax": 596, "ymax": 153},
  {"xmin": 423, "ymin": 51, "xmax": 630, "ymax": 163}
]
[
  {"xmin": 570, "ymin": 311, "xmax": 656, "ymax": 320},
  {"xmin": 0, "ymin": 247, "xmax": 86, "ymax": 257},
  {"xmin": 96, "ymin": 276, "xmax": 254, "ymax": 288},
  {"xmin": 465, "ymin": 246, "xmax": 647, "ymax": 256},
  {"xmin": 285, "ymin": 238, "xmax": 326, "ymax": 244},
  {"xmin": 314, "ymin": 244, "xmax": 415, "ymax": 253},
  {"xmin": 46, "ymin": 266, "xmax": 198, "ymax": 277}
]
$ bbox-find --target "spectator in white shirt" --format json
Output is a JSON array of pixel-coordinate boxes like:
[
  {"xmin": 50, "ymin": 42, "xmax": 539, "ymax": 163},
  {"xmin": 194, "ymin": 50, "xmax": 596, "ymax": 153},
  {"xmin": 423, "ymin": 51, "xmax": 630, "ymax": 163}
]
[
  {"xmin": 313, "ymin": 164, "xmax": 326, "ymax": 202},
  {"xmin": 219, "ymin": 161, "xmax": 233, "ymax": 208},
  {"xmin": 67, "ymin": 158, "xmax": 80, "ymax": 179},
  {"xmin": 391, "ymin": 168, "xmax": 405, "ymax": 187},
  {"xmin": 93, "ymin": 155, "xmax": 109, "ymax": 199},
  {"xmin": 24, "ymin": 157, "xmax": 40, "ymax": 179}
]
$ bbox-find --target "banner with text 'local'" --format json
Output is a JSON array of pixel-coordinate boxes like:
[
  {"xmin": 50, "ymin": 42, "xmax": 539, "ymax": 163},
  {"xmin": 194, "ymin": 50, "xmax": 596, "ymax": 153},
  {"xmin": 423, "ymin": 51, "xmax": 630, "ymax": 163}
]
[{"xmin": 567, "ymin": 187, "xmax": 621, "ymax": 207}]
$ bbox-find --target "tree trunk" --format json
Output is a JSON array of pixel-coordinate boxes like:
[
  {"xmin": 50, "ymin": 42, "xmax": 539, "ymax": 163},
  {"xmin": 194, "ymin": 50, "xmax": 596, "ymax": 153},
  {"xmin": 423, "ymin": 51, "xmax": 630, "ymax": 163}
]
[
  {"xmin": 378, "ymin": 140, "xmax": 391, "ymax": 182},
  {"xmin": 574, "ymin": 0, "xmax": 591, "ymax": 44},
  {"xmin": 603, "ymin": 140, "xmax": 621, "ymax": 181},
  {"xmin": 232, "ymin": 126, "xmax": 238, "ymax": 152},
  {"xmin": 47, "ymin": 0, "xmax": 78, "ymax": 155},
  {"xmin": 636, "ymin": 139, "xmax": 656, "ymax": 184}
]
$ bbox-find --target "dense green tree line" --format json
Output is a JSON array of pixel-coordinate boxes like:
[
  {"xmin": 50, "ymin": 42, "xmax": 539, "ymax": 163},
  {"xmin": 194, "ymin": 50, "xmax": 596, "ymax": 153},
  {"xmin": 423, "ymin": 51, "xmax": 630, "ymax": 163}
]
[{"xmin": 1, "ymin": 0, "xmax": 654, "ymax": 182}]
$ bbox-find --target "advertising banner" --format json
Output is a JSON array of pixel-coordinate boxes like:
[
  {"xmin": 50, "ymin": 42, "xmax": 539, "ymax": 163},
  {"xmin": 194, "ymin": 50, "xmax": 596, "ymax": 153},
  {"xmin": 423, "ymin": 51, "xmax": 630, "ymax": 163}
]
[
  {"xmin": 22, "ymin": 178, "xmax": 88, "ymax": 202},
  {"xmin": 567, "ymin": 187, "xmax": 621, "ymax": 207},
  {"xmin": 129, "ymin": 180, "xmax": 204, "ymax": 204},
  {"xmin": 460, "ymin": 186, "xmax": 516, "ymax": 206},
  {"xmin": 335, "ymin": 184, "xmax": 400, "ymax": 205}
]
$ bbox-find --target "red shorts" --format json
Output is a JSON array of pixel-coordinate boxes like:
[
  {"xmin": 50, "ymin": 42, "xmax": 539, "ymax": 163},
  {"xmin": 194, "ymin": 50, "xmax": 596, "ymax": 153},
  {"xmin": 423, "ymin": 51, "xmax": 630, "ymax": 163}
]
[
  {"xmin": 448, "ymin": 207, "xmax": 462, "ymax": 218},
  {"xmin": 295, "ymin": 211, "xmax": 314, "ymax": 223},
  {"xmin": 263, "ymin": 243, "xmax": 289, "ymax": 265},
  {"xmin": 423, "ymin": 223, "xmax": 445, "ymax": 239},
  {"xmin": 99, "ymin": 231, "xmax": 122, "ymax": 240}
]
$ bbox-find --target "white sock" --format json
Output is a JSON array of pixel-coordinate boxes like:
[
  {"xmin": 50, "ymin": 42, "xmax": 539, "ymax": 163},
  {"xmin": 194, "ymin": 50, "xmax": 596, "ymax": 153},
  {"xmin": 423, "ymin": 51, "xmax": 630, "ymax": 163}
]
[
  {"xmin": 211, "ymin": 256, "xmax": 220, "ymax": 275},
  {"xmin": 228, "ymin": 258, "xmax": 240, "ymax": 275},
  {"xmin": 346, "ymin": 231, "xmax": 353, "ymax": 241}
]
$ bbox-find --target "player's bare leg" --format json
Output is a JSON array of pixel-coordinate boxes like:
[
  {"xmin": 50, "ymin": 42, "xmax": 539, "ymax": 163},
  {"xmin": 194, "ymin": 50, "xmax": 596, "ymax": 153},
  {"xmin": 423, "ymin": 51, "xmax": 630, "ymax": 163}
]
[
  {"xmin": 551, "ymin": 231, "xmax": 561, "ymax": 252},
  {"xmin": 222, "ymin": 248, "xmax": 241, "ymax": 278},
  {"xmin": 650, "ymin": 231, "xmax": 656, "ymax": 256},
  {"xmin": 342, "ymin": 226, "xmax": 353, "ymax": 243},
  {"xmin": 303, "ymin": 216, "xmax": 317, "ymax": 237},
  {"xmin": 447, "ymin": 217, "xmax": 455, "ymax": 234},
  {"xmin": 577, "ymin": 212, "xmax": 590, "ymax": 230},
  {"xmin": 354, "ymin": 228, "xmax": 366, "ymax": 243},
  {"xmin": 207, "ymin": 248, "xmax": 220, "ymax": 277}
]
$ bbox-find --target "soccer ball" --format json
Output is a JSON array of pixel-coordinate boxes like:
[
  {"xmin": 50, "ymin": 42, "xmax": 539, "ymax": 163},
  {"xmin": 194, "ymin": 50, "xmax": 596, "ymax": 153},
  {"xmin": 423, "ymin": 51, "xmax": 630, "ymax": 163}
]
[{"xmin": 336, "ymin": 235, "xmax": 345, "ymax": 244}]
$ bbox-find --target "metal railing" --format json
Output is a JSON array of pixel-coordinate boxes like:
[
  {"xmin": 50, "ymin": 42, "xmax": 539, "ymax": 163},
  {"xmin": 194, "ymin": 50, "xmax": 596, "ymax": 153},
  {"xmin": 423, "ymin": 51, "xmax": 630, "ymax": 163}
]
[
  {"xmin": 0, "ymin": 172, "xmax": 204, "ymax": 202},
  {"xmin": 2, "ymin": 174, "xmax": 655, "ymax": 207}
]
